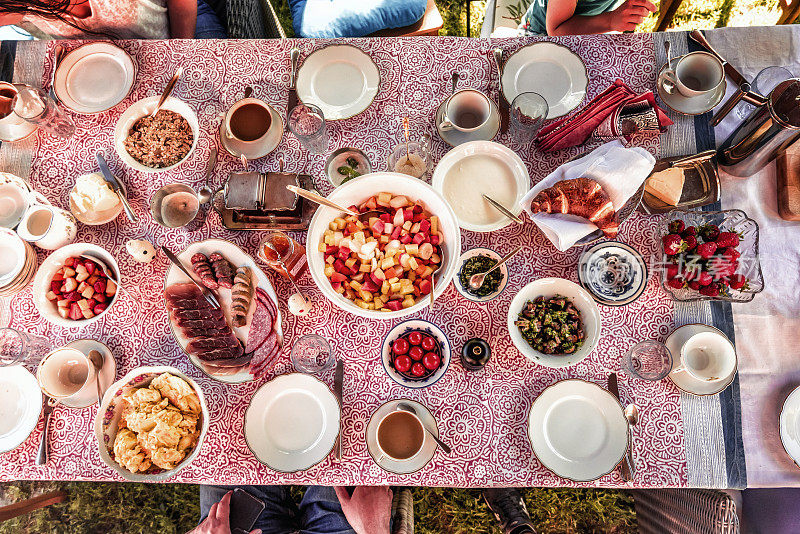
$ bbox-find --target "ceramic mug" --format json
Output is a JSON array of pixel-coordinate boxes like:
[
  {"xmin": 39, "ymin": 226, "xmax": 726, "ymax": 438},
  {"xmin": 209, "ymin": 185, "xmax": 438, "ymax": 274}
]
[
  {"xmin": 221, "ymin": 97, "xmax": 280, "ymax": 159},
  {"xmin": 439, "ymin": 89, "xmax": 494, "ymax": 132},
  {"xmin": 659, "ymin": 52, "xmax": 724, "ymax": 99},
  {"xmin": 375, "ymin": 409, "xmax": 426, "ymax": 463},
  {"xmin": 673, "ymin": 331, "xmax": 736, "ymax": 384},
  {"xmin": 16, "ymin": 203, "xmax": 77, "ymax": 250},
  {"xmin": 36, "ymin": 347, "xmax": 97, "ymax": 401}
]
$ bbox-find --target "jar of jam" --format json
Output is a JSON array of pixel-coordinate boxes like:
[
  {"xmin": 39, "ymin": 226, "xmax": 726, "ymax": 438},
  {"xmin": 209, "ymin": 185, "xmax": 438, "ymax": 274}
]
[
  {"xmin": 461, "ymin": 337, "xmax": 491, "ymax": 371},
  {"xmin": 257, "ymin": 230, "xmax": 308, "ymax": 281}
]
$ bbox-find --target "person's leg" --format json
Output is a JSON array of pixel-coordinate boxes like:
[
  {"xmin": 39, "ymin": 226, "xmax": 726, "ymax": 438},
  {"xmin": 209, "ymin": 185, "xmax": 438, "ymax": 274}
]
[
  {"xmin": 297, "ymin": 486, "xmax": 356, "ymax": 534},
  {"xmin": 199, "ymin": 484, "xmax": 300, "ymax": 534},
  {"xmin": 194, "ymin": 0, "xmax": 228, "ymax": 39},
  {"xmin": 482, "ymin": 488, "xmax": 537, "ymax": 534}
]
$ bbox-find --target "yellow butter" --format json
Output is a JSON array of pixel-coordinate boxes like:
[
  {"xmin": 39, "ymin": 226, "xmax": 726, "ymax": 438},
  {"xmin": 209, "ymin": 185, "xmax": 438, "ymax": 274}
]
[{"xmin": 646, "ymin": 167, "xmax": 685, "ymax": 206}]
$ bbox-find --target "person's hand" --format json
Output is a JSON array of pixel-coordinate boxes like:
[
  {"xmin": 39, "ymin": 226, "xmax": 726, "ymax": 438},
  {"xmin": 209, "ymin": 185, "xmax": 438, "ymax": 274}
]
[
  {"xmin": 607, "ymin": 0, "xmax": 657, "ymax": 31},
  {"xmin": 189, "ymin": 491, "xmax": 261, "ymax": 534},
  {"xmin": 334, "ymin": 486, "xmax": 393, "ymax": 534}
]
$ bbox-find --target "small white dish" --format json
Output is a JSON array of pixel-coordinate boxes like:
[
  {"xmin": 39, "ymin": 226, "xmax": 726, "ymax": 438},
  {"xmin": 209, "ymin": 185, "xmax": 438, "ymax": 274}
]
[
  {"xmin": 0, "ymin": 365, "xmax": 42, "ymax": 453},
  {"xmin": 665, "ymin": 324, "xmax": 737, "ymax": 396},
  {"xmin": 435, "ymin": 98, "xmax": 500, "ymax": 147},
  {"xmin": 58, "ymin": 339, "xmax": 117, "ymax": 409},
  {"xmin": 657, "ymin": 57, "xmax": 726, "ymax": 116},
  {"xmin": 507, "ymin": 277, "xmax": 602, "ymax": 368},
  {"xmin": 165, "ymin": 238, "xmax": 283, "ymax": 385},
  {"xmin": 55, "ymin": 42, "xmax": 136, "ymax": 114},
  {"xmin": 577, "ymin": 241, "xmax": 647, "ymax": 307},
  {"xmin": 218, "ymin": 103, "xmax": 284, "ymax": 161},
  {"xmin": 528, "ymin": 379, "xmax": 628, "ymax": 482},
  {"xmin": 245, "ymin": 373, "xmax": 340, "ymax": 473},
  {"xmin": 114, "ymin": 96, "xmax": 199, "ymax": 173},
  {"xmin": 780, "ymin": 385, "xmax": 800, "ymax": 469},
  {"xmin": 0, "ymin": 228, "xmax": 27, "ymax": 286},
  {"xmin": 366, "ymin": 399, "xmax": 439, "ymax": 474},
  {"xmin": 381, "ymin": 319, "xmax": 451, "ymax": 389},
  {"xmin": 432, "ymin": 141, "xmax": 529, "ymax": 232},
  {"xmin": 453, "ymin": 247, "xmax": 509, "ymax": 303},
  {"xmin": 296, "ymin": 44, "xmax": 380, "ymax": 120},
  {"xmin": 501, "ymin": 42, "xmax": 587, "ymax": 119}
]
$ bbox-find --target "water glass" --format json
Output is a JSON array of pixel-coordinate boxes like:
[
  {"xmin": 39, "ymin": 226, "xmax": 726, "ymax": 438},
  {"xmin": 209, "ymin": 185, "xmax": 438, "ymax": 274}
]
[
  {"xmin": 0, "ymin": 327, "xmax": 53, "ymax": 367},
  {"xmin": 288, "ymin": 103, "xmax": 327, "ymax": 154},
  {"xmin": 735, "ymin": 66, "xmax": 794, "ymax": 120},
  {"xmin": 11, "ymin": 85, "xmax": 75, "ymax": 138},
  {"xmin": 510, "ymin": 92, "xmax": 548, "ymax": 144},
  {"xmin": 624, "ymin": 340, "xmax": 673, "ymax": 381},
  {"xmin": 291, "ymin": 334, "xmax": 335, "ymax": 374}
]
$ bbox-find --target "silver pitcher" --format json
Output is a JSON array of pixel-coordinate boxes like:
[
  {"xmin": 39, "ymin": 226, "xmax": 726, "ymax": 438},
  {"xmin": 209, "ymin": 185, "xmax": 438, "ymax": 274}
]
[{"xmin": 718, "ymin": 78, "xmax": 800, "ymax": 177}]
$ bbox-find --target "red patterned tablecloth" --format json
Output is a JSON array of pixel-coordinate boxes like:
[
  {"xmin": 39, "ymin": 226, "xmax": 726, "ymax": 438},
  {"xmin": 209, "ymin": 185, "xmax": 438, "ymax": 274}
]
[{"xmin": 1, "ymin": 35, "xmax": 686, "ymax": 487}]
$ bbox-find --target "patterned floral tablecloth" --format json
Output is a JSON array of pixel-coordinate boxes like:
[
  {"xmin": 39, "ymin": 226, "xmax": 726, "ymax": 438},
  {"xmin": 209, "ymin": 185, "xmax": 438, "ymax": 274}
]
[{"xmin": 1, "ymin": 35, "xmax": 687, "ymax": 487}]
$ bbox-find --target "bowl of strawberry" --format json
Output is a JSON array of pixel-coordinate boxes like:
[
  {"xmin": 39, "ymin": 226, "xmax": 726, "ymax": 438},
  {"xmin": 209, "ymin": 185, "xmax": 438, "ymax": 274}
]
[
  {"xmin": 382, "ymin": 319, "xmax": 451, "ymax": 388},
  {"xmin": 660, "ymin": 209, "xmax": 764, "ymax": 303},
  {"xmin": 32, "ymin": 243, "xmax": 121, "ymax": 327}
]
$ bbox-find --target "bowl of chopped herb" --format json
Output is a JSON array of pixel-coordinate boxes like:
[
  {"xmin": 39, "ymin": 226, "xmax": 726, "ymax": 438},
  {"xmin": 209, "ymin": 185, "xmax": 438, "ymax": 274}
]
[
  {"xmin": 507, "ymin": 278, "xmax": 601, "ymax": 368},
  {"xmin": 454, "ymin": 248, "xmax": 509, "ymax": 302}
]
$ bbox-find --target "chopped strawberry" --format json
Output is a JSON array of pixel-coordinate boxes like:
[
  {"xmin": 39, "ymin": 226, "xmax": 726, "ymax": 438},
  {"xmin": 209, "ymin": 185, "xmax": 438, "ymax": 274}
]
[
  {"xmin": 696, "ymin": 242, "xmax": 717, "ymax": 259},
  {"xmin": 68, "ymin": 303, "xmax": 83, "ymax": 321},
  {"xmin": 715, "ymin": 232, "xmax": 740, "ymax": 248},
  {"xmin": 662, "ymin": 234, "xmax": 685, "ymax": 256}
]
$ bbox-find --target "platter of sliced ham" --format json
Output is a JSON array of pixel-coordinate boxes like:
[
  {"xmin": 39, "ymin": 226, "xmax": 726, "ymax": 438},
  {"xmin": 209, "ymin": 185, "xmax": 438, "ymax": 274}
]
[{"xmin": 164, "ymin": 239, "xmax": 283, "ymax": 384}]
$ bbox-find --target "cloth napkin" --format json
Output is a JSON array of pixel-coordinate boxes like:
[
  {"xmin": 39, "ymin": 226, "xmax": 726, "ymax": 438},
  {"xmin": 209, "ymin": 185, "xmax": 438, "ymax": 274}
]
[
  {"xmin": 535, "ymin": 80, "xmax": 673, "ymax": 152},
  {"xmin": 521, "ymin": 140, "xmax": 656, "ymax": 251}
]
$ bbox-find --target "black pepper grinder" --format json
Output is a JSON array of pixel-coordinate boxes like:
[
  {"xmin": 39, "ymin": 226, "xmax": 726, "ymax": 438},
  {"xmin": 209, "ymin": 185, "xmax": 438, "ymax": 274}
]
[{"xmin": 461, "ymin": 337, "xmax": 491, "ymax": 371}]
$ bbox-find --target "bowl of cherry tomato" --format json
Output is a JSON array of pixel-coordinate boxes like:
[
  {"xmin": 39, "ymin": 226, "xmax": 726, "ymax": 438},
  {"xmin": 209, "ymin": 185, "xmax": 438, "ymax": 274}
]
[{"xmin": 381, "ymin": 319, "xmax": 450, "ymax": 388}]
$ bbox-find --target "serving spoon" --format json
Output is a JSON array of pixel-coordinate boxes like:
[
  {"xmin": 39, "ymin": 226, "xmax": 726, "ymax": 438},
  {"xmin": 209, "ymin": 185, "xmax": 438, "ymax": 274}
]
[
  {"xmin": 397, "ymin": 402, "xmax": 451, "ymax": 454},
  {"xmin": 150, "ymin": 66, "xmax": 183, "ymax": 118},
  {"xmin": 483, "ymin": 194, "xmax": 523, "ymax": 225},
  {"xmin": 285, "ymin": 185, "xmax": 385, "ymax": 221},
  {"xmin": 468, "ymin": 246, "xmax": 521, "ymax": 290}
]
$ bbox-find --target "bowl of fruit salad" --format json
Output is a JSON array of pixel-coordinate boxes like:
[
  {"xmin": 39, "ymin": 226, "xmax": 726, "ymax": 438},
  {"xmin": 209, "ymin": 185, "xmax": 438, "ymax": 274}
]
[
  {"xmin": 381, "ymin": 319, "xmax": 451, "ymax": 388},
  {"xmin": 32, "ymin": 243, "xmax": 120, "ymax": 327},
  {"xmin": 307, "ymin": 172, "xmax": 461, "ymax": 319}
]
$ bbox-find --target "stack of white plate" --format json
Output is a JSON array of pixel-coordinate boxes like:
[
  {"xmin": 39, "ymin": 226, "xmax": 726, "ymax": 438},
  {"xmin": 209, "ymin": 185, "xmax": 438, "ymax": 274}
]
[{"xmin": 0, "ymin": 228, "xmax": 37, "ymax": 296}]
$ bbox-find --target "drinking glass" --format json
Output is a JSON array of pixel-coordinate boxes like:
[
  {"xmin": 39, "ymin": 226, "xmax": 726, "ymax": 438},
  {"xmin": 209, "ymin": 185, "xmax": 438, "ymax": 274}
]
[
  {"xmin": 510, "ymin": 92, "xmax": 548, "ymax": 144},
  {"xmin": 0, "ymin": 327, "xmax": 53, "ymax": 367},
  {"xmin": 291, "ymin": 334, "xmax": 335, "ymax": 374},
  {"xmin": 11, "ymin": 85, "xmax": 75, "ymax": 138},
  {"xmin": 288, "ymin": 103, "xmax": 327, "ymax": 154},
  {"xmin": 624, "ymin": 340, "xmax": 673, "ymax": 381},
  {"xmin": 736, "ymin": 66, "xmax": 794, "ymax": 120}
]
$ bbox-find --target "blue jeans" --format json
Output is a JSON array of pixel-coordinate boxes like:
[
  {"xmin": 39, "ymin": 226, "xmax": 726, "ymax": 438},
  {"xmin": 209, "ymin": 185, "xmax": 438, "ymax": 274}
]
[
  {"xmin": 195, "ymin": 0, "xmax": 228, "ymax": 39},
  {"xmin": 199, "ymin": 485, "xmax": 356, "ymax": 534}
]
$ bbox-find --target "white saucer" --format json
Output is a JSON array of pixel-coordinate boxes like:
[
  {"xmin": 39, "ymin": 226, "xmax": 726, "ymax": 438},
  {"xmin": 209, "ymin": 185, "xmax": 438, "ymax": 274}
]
[
  {"xmin": 501, "ymin": 42, "xmax": 587, "ymax": 119},
  {"xmin": 435, "ymin": 99, "xmax": 500, "ymax": 147},
  {"xmin": 244, "ymin": 373, "xmax": 340, "ymax": 473},
  {"xmin": 296, "ymin": 44, "xmax": 380, "ymax": 120},
  {"xmin": 218, "ymin": 105, "xmax": 284, "ymax": 161},
  {"xmin": 55, "ymin": 42, "xmax": 136, "ymax": 114},
  {"xmin": 366, "ymin": 399, "xmax": 439, "ymax": 474},
  {"xmin": 780, "ymin": 385, "xmax": 800, "ymax": 468},
  {"xmin": 0, "ymin": 365, "xmax": 42, "ymax": 453},
  {"xmin": 665, "ymin": 324, "xmax": 736, "ymax": 396},
  {"xmin": 657, "ymin": 58, "xmax": 727, "ymax": 116},
  {"xmin": 528, "ymin": 379, "xmax": 628, "ymax": 482},
  {"xmin": 60, "ymin": 339, "xmax": 117, "ymax": 409}
]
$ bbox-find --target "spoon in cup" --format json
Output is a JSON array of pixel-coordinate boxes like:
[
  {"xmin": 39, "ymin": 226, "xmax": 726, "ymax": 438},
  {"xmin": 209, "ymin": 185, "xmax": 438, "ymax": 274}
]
[
  {"xmin": 468, "ymin": 246, "xmax": 521, "ymax": 291},
  {"xmin": 397, "ymin": 402, "xmax": 451, "ymax": 454}
]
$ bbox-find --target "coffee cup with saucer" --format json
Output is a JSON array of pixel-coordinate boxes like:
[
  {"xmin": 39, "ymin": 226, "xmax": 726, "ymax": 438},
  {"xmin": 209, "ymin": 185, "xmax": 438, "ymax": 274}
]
[
  {"xmin": 219, "ymin": 96, "xmax": 284, "ymax": 161},
  {"xmin": 58, "ymin": 339, "xmax": 117, "ymax": 409},
  {"xmin": 657, "ymin": 54, "xmax": 727, "ymax": 116},
  {"xmin": 665, "ymin": 324, "xmax": 737, "ymax": 395},
  {"xmin": 366, "ymin": 399, "xmax": 439, "ymax": 474},
  {"xmin": 436, "ymin": 89, "xmax": 500, "ymax": 147},
  {"xmin": 36, "ymin": 347, "xmax": 98, "ymax": 406}
]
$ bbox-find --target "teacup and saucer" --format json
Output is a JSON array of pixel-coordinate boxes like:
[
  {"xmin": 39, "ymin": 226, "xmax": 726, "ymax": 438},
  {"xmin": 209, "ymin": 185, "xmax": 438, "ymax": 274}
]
[
  {"xmin": 366, "ymin": 399, "xmax": 440, "ymax": 474},
  {"xmin": 665, "ymin": 323, "xmax": 737, "ymax": 395},
  {"xmin": 435, "ymin": 89, "xmax": 500, "ymax": 147},
  {"xmin": 219, "ymin": 96, "xmax": 283, "ymax": 161},
  {"xmin": 657, "ymin": 51, "xmax": 727, "ymax": 116}
]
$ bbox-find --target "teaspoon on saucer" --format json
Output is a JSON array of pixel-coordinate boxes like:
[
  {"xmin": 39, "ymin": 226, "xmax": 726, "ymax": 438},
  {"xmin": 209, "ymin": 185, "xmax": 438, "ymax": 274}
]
[{"xmin": 397, "ymin": 402, "xmax": 451, "ymax": 454}]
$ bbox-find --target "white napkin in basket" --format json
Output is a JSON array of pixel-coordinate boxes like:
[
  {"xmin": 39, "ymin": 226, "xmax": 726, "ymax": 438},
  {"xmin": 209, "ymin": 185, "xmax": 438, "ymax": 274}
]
[{"xmin": 521, "ymin": 141, "xmax": 656, "ymax": 251}]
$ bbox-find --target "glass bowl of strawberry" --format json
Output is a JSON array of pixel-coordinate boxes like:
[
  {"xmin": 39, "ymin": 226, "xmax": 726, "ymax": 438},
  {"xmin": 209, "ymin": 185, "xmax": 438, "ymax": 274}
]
[
  {"xmin": 659, "ymin": 209, "xmax": 764, "ymax": 302},
  {"xmin": 381, "ymin": 319, "xmax": 450, "ymax": 388}
]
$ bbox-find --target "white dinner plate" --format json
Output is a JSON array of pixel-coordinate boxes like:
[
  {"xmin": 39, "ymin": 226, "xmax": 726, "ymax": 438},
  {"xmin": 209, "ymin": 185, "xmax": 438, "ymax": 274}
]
[
  {"xmin": 501, "ymin": 42, "xmax": 587, "ymax": 119},
  {"xmin": 665, "ymin": 323, "xmax": 736, "ymax": 396},
  {"xmin": 164, "ymin": 239, "xmax": 283, "ymax": 385},
  {"xmin": 59, "ymin": 339, "xmax": 117, "ymax": 409},
  {"xmin": 245, "ymin": 373, "xmax": 340, "ymax": 473},
  {"xmin": 528, "ymin": 379, "xmax": 628, "ymax": 482},
  {"xmin": 0, "ymin": 365, "xmax": 42, "ymax": 453},
  {"xmin": 432, "ymin": 140, "xmax": 529, "ymax": 232},
  {"xmin": 656, "ymin": 58, "xmax": 726, "ymax": 116},
  {"xmin": 780, "ymin": 385, "xmax": 800, "ymax": 468},
  {"xmin": 366, "ymin": 399, "xmax": 439, "ymax": 474},
  {"xmin": 54, "ymin": 42, "xmax": 136, "ymax": 114},
  {"xmin": 296, "ymin": 45, "xmax": 380, "ymax": 120}
]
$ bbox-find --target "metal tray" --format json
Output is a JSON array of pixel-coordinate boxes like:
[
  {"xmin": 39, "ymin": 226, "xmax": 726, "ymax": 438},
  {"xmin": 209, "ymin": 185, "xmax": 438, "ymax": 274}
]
[{"xmin": 641, "ymin": 154, "xmax": 720, "ymax": 214}]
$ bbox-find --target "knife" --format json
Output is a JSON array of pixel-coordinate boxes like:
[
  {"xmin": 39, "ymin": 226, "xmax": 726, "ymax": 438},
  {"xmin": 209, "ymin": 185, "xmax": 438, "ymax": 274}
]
[
  {"xmin": 287, "ymin": 48, "xmax": 301, "ymax": 117},
  {"xmin": 333, "ymin": 360, "xmax": 344, "ymax": 460},
  {"xmin": 161, "ymin": 245, "xmax": 221, "ymax": 309},
  {"xmin": 36, "ymin": 397, "xmax": 57, "ymax": 465},
  {"xmin": 607, "ymin": 373, "xmax": 633, "ymax": 481},
  {"xmin": 493, "ymin": 48, "xmax": 510, "ymax": 134},
  {"xmin": 96, "ymin": 152, "xmax": 138, "ymax": 223}
]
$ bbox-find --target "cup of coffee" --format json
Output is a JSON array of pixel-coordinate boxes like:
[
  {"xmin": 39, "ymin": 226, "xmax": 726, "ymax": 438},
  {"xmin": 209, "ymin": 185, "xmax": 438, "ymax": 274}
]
[
  {"xmin": 36, "ymin": 347, "xmax": 97, "ymax": 400},
  {"xmin": 376, "ymin": 409, "xmax": 426, "ymax": 462},
  {"xmin": 439, "ymin": 89, "xmax": 494, "ymax": 133},
  {"xmin": 659, "ymin": 51, "xmax": 724, "ymax": 99},
  {"xmin": 222, "ymin": 98, "xmax": 278, "ymax": 158},
  {"xmin": 673, "ymin": 330, "xmax": 736, "ymax": 384}
]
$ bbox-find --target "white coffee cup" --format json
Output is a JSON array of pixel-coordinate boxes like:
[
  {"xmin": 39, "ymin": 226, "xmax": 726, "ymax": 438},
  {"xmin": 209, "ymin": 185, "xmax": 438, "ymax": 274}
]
[
  {"xmin": 439, "ymin": 89, "xmax": 494, "ymax": 133},
  {"xmin": 375, "ymin": 409, "xmax": 426, "ymax": 462},
  {"xmin": 16, "ymin": 203, "xmax": 77, "ymax": 251},
  {"xmin": 673, "ymin": 331, "xmax": 736, "ymax": 384},
  {"xmin": 221, "ymin": 98, "xmax": 281, "ymax": 159},
  {"xmin": 659, "ymin": 51, "xmax": 724, "ymax": 99},
  {"xmin": 36, "ymin": 347, "xmax": 97, "ymax": 401}
]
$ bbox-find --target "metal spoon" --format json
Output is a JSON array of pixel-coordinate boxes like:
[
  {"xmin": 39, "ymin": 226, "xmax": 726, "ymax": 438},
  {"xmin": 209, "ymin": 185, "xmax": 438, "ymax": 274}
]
[
  {"xmin": 624, "ymin": 404, "xmax": 639, "ymax": 478},
  {"xmin": 79, "ymin": 253, "xmax": 120, "ymax": 285},
  {"xmin": 263, "ymin": 239, "xmax": 308, "ymax": 300},
  {"xmin": 36, "ymin": 397, "xmax": 58, "ymax": 465},
  {"xmin": 88, "ymin": 350, "xmax": 105, "ymax": 405},
  {"xmin": 451, "ymin": 71, "xmax": 459, "ymax": 94},
  {"xmin": 662, "ymin": 41, "xmax": 676, "ymax": 95},
  {"xmin": 469, "ymin": 246, "xmax": 521, "ymax": 290},
  {"xmin": 198, "ymin": 147, "xmax": 218, "ymax": 205},
  {"xmin": 482, "ymin": 194, "xmax": 523, "ymax": 225},
  {"xmin": 397, "ymin": 402, "xmax": 451, "ymax": 454},
  {"xmin": 150, "ymin": 66, "xmax": 183, "ymax": 118}
]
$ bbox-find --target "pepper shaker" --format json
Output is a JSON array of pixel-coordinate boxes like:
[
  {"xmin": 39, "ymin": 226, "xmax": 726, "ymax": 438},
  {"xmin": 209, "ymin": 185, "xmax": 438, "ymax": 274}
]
[{"xmin": 461, "ymin": 338, "xmax": 491, "ymax": 371}]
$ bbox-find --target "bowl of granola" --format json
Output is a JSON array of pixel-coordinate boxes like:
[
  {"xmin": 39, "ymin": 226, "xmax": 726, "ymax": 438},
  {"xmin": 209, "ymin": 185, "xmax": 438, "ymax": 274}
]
[{"xmin": 114, "ymin": 96, "xmax": 199, "ymax": 173}]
